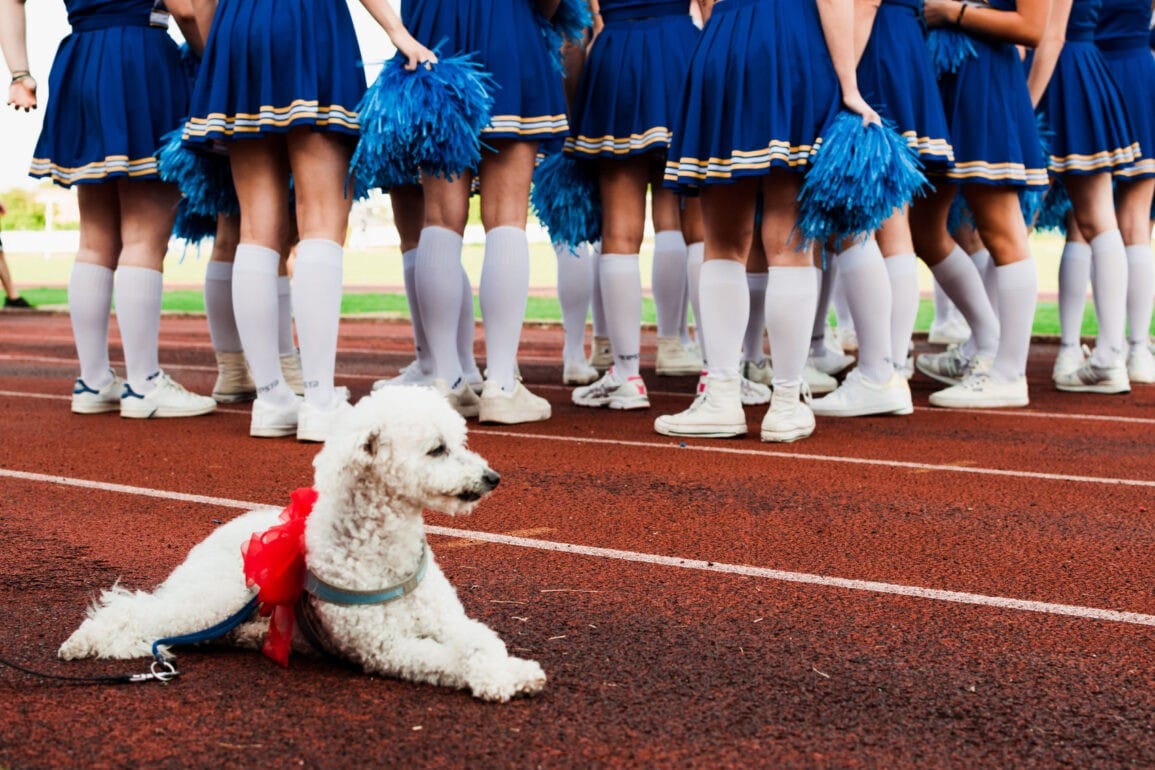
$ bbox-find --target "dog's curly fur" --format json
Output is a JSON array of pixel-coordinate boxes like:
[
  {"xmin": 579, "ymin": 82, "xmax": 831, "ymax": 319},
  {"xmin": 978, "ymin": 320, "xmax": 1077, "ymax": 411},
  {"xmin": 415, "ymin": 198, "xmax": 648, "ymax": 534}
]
[{"xmin": 58, "ymin": 386, "xmax": 546, "ymax": 702}]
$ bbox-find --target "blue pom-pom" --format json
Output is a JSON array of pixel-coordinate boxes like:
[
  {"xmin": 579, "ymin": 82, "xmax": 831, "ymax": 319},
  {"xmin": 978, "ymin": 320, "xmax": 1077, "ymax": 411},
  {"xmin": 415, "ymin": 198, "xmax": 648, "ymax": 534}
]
[
  {"xmin": 350, "ymin": 49, "xmax": 495, "ymax": 191},
  {"xmin": 927, "ymin": 27, "xmax": 978, "ymax": 78},
  {"xmin": 946, "ymin": 192, "xmax": 973, "ymax": 235},
  {"xmin": 1033, "ymin": 178, "xmax": 1069, "ymax": 234},
  {"xmin": 536, "ymin": 0, "xmax": 593, "ymax": 74},
  {"xmin": 171, "ymin": 198, "xmax": 217, "ymax": 245},
  {"xmin": 797, "ymin": 112, "xmax": 929, "ymax": 244},
  {"xmin": 157, "ymin": 130, "xmax": 239, "ymax": 217},
  {"xmin": 530, "ymin": 152, "xmax": 601, "ymax": 250}
]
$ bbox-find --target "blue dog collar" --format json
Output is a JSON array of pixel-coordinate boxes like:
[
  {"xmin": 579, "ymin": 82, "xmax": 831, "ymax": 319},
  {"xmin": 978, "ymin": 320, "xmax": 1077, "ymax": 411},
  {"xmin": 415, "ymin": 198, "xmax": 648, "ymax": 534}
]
[{"xmin": 304, "ymin": 540, "xmax": 429, "ymax": 606}]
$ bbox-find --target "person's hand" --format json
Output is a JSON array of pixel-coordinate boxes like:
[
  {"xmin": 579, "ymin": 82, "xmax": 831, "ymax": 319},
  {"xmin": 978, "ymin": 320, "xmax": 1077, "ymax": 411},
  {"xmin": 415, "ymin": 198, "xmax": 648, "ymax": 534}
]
[
  {"xmin": 8, "ymin": 74, "xmax": 37, "ymax": 111},
  {"xmin": 842, "ymin": 90, "xmax": 881, "ymax": 127},
  {"xmin": 923, "ymin": 0, "xmax": 962, "ymax": 28},
  {"xmin": 395, "ymin": 34, "xmax": 438, "ymax": 71}
]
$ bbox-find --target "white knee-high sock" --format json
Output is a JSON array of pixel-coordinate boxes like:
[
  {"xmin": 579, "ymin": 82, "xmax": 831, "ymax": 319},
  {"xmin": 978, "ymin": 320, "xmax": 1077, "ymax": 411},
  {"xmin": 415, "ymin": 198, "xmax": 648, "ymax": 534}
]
[
  {"xmin": 69, "ymin": 262, "xmax": 114, "ymax": 387},
  {"xmin": 990, "ymin": 257, "xmax": 1038, "ymax": 382},
  {"xmin": 1089, "ymin": 229, "xmax": 1128, "ymax": 365},
  {"xmin": 599, "ymin": 252, "xmax": 644, "ymax": 378},
  {"xmin": 234, "ymin": 244, "xmax": 295, "ymax": 405},
  {"xmin": 1125, "ymin": 244, "xmax": 1154, "ymax": 345},
  {"xmin": 811, "ymin": 256, "xmax": 838, "ymax": 351},
  {"xmin": 680, "ymin": 241, "xmax": 699, "ymax": 345},
  {"xmin": 205, "ymin": 261, "xmax": 242, "ymax": 353},
  {"xmin": 766, "ymin": 266, "xmax": 819, "ymax": 388},
  {"xmin": 415, "ymin": 226, "xmax": 465, "ymax": 384},
  {"xmin": 652, "ymin": 230, "xmax": 688, "ymax": 339},
  {"xmin": 832, "ymin": 267, "xmax": 854, "ymax": 333},
  {"xmin": 291, "ymin": 239, "xmax": 344, "ymax": 407},
  {"xmin": 743, "ymin": 270, "xmax": 768, "ymax": 363},
  {"xmin": 456, "ymin": 264, "xmax": 480, "ymax": 381},
  {"xmin": 479, "ymin": 226, "xmax": 530, "ymax": 391},
  {"xmin": 590, "ymin": 242, "xmax": 608, "ymax": 339},
  {"xmin": 884, "ymin": 253, "xmax": 920, "ymax": 367},
  {"xmin": 838, "ymin": 239, "xmax": 894, "ymax": 382},
  {"xmin": 401, "ymin": 248, "xmax": 432, "ymax": 374},
  {"xmin": 929, "ymin": 246, "xmax": 1000, "ymax": 358},
  {"xmin": 686, "ymin": 241, "xmax": 706, "ymax": 360},
  {"xmin": 700, "ymin": 259, "xmax": 748, "ymax": 380},
  {"xmin": 970, "ymin": 248, "xmax": 998, "ymax": 317},
  {"xmin": 555, "ymin": 241, "xmax": 593, "ymax": 364},
  {"xmin": 113, "ymin": 266, "xmax": 163, "ymax": 394},
  {"xmin": 1057, "ymin": 240, "xmax": 1092, "ymax": 349},
  {"xmin": 277, "ymin": 275, "xmax": 296, "ymax": 356}
]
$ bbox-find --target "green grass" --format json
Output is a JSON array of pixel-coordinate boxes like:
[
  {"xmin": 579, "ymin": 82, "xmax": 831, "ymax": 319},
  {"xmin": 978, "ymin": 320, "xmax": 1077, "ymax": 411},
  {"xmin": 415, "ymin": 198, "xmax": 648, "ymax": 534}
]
[{"xmin": 16, "ymin": 286, "xmax": 1152, "ymax": 337}]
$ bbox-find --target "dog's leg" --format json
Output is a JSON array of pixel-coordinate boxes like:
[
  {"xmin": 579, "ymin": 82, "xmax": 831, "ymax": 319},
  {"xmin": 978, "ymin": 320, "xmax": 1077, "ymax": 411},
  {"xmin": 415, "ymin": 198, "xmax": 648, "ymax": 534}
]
[{"xmin": 445, "ymin": 617, "xmax": 547, "ymax": 702}]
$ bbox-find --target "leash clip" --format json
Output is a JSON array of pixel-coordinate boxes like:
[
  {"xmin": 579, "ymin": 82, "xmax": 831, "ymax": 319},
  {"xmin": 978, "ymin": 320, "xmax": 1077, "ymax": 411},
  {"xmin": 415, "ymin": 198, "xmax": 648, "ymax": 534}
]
[{"xmin": 127, "ymin": 660, "xmax": 180, "ymax": 684}]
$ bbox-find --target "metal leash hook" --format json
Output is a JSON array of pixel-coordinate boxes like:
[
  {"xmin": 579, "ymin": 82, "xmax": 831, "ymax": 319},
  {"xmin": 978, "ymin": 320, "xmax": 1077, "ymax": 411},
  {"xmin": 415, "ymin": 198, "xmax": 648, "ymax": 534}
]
[{"xmin": 125, "ymin": 660, "xmax": 180, "ymax": 684}]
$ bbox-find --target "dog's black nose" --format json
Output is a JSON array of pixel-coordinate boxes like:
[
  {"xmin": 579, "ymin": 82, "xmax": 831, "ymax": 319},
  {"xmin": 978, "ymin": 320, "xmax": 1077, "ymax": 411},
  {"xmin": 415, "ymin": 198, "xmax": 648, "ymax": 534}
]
[{"xmin": 482, "ymin": 469, "xmax": 501, "ymax": 490}]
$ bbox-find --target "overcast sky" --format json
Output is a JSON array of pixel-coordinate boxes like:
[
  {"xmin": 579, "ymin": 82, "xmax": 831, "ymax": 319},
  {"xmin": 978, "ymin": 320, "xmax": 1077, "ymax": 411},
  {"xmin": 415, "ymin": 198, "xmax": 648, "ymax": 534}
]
[{"xmin": 0, "ymin": 1, "xmax": 401, "ymax": 191}]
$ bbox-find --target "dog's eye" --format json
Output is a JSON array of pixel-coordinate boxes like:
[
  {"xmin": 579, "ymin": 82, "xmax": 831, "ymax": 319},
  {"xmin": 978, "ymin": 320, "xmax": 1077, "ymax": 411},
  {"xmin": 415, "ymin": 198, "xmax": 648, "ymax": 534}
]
[{"xmin": 427, "ymin": 443, "xmax": 447, "ymax": 458}]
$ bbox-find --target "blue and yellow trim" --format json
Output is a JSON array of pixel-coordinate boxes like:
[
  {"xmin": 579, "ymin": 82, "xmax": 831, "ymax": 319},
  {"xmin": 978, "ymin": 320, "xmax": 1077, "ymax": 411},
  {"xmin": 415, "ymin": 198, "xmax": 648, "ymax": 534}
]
[
  {"xmin": 663, "ymin": 140, "xmax": 821, "ymax": 185},
  {"xmin": 1049, "ymin": 143, "xmax": 1142, "ymax": 175},
  {"xmin": 183, "ymin": 100, "xmax": 360, "ymax": 141},
  {"xmin": 944, "ymin": 160, "xmax": 1050, "ymax": 187},
  {"xmin": 566, "ymin": 127, "xmax": 672, "ymax": 157},
  {"xmin": 483, "ymin": 113, "xmax": 569, "ymax": 138},
  {"xmin": 30, "ymin": 155, "xmax": 160, "ymax": 187}
]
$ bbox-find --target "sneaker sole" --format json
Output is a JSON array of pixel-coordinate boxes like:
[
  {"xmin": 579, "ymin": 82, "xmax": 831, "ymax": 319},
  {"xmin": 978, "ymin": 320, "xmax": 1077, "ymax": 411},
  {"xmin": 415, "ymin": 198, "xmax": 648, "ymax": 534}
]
[
  {"xmin": 71, "ymin": 401, "xmax": 120, "ymax": 415},
  {"xmin": 609, "ymin": 398, "xmax": 650, "ymax": 410},
  {"xmin": 251, "ymin": 424, "xmax": 298, "ymax": 438},
  {"xmin": 121, "ymin": 405, "xmax": 217, "ymax": 419},
  {"xmin": 760, "ymin": 425, "xmax": 815, "ymax": 443},
  {"xmin": 928, "ymin": 395, "xmax": 1029, "ymax": 408},
  {"xmin": 478, "ymin": 410, "xmax": 551, "ymax": 424},
  {"xmin": 811, "ymin": 403, "xmax": 914, "ymax": 418},
  {"xmin": 653, "ymin": 421, "xmax": 746, "ymax": 438},
  {"xmin": 1053, "ymin": 383, "xmax": 1131, "ymax": 394}
]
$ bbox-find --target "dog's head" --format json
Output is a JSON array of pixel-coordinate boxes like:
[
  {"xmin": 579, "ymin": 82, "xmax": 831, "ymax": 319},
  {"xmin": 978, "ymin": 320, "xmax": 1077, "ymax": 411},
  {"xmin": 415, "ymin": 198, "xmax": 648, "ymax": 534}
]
[{"xmin": 312, "ymin": 386, "xmax": 499, "ymax": 517}]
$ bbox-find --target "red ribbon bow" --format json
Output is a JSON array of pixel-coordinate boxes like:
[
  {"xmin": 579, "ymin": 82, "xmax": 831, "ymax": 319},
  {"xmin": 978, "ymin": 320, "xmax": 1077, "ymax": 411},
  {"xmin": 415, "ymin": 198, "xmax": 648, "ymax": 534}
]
[{"xmin": 241, "ymin": 487, "xmax": 318, "ymax": 667}]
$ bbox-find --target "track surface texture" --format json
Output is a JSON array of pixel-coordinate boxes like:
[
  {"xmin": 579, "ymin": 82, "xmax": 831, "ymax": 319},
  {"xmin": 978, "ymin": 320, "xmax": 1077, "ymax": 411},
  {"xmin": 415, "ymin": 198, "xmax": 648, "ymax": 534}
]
[{"xmin": 1, "ymin": 311, "xmax": 1153, "ymax": 769}]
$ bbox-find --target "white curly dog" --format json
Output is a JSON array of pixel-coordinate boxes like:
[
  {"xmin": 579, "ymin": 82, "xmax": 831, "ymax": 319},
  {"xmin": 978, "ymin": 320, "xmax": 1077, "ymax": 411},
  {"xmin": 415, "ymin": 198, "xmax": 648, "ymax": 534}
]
[{"xmin": 59, "ymin": 386, "xmax": 547, "ymax": 702}]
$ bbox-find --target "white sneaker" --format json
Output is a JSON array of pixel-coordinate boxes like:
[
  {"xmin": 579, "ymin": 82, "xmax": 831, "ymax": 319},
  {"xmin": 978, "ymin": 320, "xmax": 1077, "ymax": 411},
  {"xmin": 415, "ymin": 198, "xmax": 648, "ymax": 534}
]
[
  {"xmin": 740, "ymin": 376, "xmax": 771, "ymax": 406},
  {"xmin": 280, "ymin": 351, "xmax": 305, "ymax": 396},
  {"xmin": 588, "ymin": 336, "xmax": 613, "ymax": 370},
  {"xmin": 1054, "ymin": 356, "xmax": 1131, "ymax": 394},
  {"xmin": 655, "ymin": 336, "xmax": 704, "ymax": 376},
  {"xmin": 563, "ymin": 360, "xmax": 599, "ymax": 386},
  {"xmin": 71, "ymin": 371, "xmax": 125, "ymax": 414},
  {"xmin": 928, "ymin": 314, "xmax": 972, "ymax": 346},
  {"xmin": 810, "ymin": 369, "xmax": 913, "ymax": 417},
  {"xmin": 804, "ymin": 363, "xmax": 838, "ymax": 395},
  {"xmin": 760, "ymin": 383, "xmax": 815, "ymax": 443},
  {"xmin": 836, "ymin": 325, "xmax": 858, "ymax": 354},
  {"xmin": 1126, "ymin": 344, "xmax": 1155, "ymax": 384},
  {"xmin": 297, "ymin": 389, "xmax": 352, "ymax": 443},
  {"xmin": 742, "ymin": 359, "xmax": 773, "ymax": 387},
  {"xmin": 807, "ymin": 344, "xmax": 855, "ymax": 376},
  {"xmin": 372, "ymin": 360, "xmax": 435, "ymax": 392},
  {"xmin": 1051, "ymin": 344, "xmax": 1088, "ymax": 382},
  {"xmin": 897, "ymin": 351, "xmax": 915, "ymax": 381},
  {"xmin": 916, "ymin": 346, "xmax": 989, "ymax": 386},
  {"xmin": 572, "ymin": 369, "xmax": 650, "ymax": 410},
  {"xmin": 654, "ymin": 375, "xmax": 746, "ymax": 438},
  {"xmin": 928, "ymin": 372, "xmax": 1029, "ymax": 408},
  {"xmin": 250, "ymin": 397, "xmax": 301, "ymax": 438},
  {"xmin": 120, "ymin": 371, "xmax": 217, "ymax": 419},
  {"xmin": 699, "ymin": 370, "xmax": 770, "ymax": 406},
  {"xmin": 479, "ymin": 380, "xmax": 552, "ymax": 424},
  {"xmin": 433, "ymin": 378, "xmax": 482, "ymax": 418},
  {"xmin": 212, "ymin": 351, "xmax": 257, "ymax": 404}
]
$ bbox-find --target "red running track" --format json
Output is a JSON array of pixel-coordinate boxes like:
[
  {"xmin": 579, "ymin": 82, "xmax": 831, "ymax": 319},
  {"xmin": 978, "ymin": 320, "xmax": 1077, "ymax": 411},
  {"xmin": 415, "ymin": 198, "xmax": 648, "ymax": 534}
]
[{"xmin": 0, "ymin": 311, "xmax": 1153, "ymax": 769}]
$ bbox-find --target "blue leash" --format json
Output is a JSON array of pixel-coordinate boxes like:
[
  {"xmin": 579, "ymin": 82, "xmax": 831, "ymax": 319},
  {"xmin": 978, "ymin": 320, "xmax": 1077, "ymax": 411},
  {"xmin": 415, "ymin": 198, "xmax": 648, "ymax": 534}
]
[{"xmin": 151, "ymin": 594, "xmax": 260, "ymax": 663}]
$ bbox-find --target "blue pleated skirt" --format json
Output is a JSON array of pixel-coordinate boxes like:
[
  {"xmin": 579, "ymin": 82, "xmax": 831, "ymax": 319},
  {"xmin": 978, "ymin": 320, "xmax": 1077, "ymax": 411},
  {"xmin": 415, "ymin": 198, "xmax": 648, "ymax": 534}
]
[
  {"xmin": 183, "ymin": 0, "xmax": 366, "ymax": 144},
  {"xmin": 405, "ymin": 0, "xmax": 569, "ymax": 142},
  {"xmin": 1038, "ymin": 40, "xmax": 1141, "ymax": 175},
  {"xmin": 31, "ymin": 16, "xmax": 188, "ymax": 188},
  {"xmin": 1097, "ymin": 41, "xmax": 1155, "ymax": 179},
  {"xmin": 664, "ymin": 0, "xmax": 840, "ymax": 191},
  {"xmin": 858, "ymin": 1, "xmax": 954, "ymax": 172},
  {"xmin": 567, "ymin": 10, "xmax": 698, "ymax": 159},
  {"xmin": 937, "ymin": 35, "xmax": 1048, "ymax": 188}
]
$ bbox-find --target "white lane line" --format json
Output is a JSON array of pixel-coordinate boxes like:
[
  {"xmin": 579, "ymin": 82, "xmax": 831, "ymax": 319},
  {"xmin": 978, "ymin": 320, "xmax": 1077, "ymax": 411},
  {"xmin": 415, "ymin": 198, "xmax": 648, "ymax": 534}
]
[
  {"xmin": 1, "ymin": 392, "xmax": 1153, "ymax": 487},
  {"xmin": 5, "ymin": 352, "xmax": 1155, "ymax": 426},
  {"xmin": 3, "ymin": 467, "xmax": 1152, "ymax": 628},
  {"xmin": 478, "ymin": 430, "xmax": 1155, "ymax": 488}
]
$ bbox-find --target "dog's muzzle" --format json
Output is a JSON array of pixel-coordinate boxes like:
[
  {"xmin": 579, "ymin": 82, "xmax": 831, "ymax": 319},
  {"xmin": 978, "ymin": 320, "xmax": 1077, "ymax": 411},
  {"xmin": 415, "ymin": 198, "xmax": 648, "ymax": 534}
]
[{"xmin": 456, "ymin": 468, "xmax": 500, "ymax": 502}]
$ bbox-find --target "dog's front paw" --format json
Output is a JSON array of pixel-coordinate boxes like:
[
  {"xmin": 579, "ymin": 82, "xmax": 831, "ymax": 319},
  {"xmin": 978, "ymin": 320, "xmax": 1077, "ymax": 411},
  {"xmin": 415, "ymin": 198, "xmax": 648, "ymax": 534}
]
[
  {"xmin": 469, "ymin": 656, "xmax": 547, "ymax": 702},
  {"xmin": 58, "ymin": 622, "xmax": 152, "ymax": 661}
]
